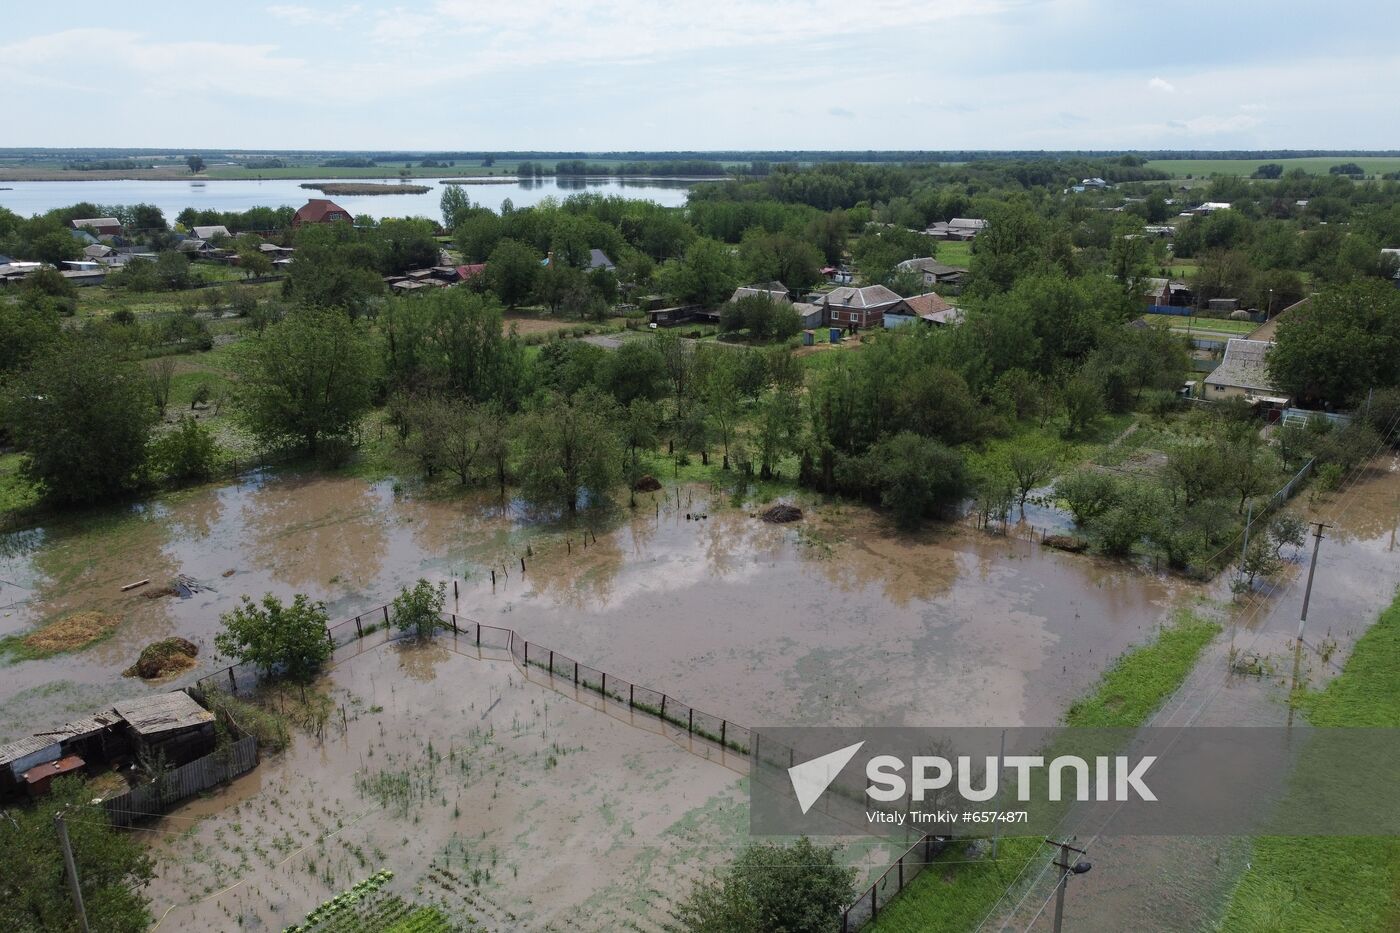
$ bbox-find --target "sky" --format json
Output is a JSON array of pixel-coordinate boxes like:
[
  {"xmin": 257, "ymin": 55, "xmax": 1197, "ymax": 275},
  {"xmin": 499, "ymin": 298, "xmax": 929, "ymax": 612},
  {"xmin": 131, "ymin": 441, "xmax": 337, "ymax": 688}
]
[{"xmin": 2, "ymin": 0, "xmax": 1398, "ymax": 151}]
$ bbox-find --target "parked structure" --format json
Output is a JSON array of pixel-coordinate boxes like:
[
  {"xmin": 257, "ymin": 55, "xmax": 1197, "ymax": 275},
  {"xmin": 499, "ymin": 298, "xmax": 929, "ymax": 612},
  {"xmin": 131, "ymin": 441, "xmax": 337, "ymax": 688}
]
[
  {"xmin": 925, "ymin": 218, "xmax": 987, "ymax": 240},
  {"xmin": 728, "ymin": 281, "xmax": 789, "ymax": 304}
]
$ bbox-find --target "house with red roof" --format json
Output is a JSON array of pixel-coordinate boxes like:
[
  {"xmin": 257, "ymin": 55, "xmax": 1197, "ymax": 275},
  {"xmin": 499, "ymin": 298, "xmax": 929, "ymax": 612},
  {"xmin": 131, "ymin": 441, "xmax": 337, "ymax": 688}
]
[{"xmin": 292, "ymin": 199, "xmax": 352, "ymax": 227}]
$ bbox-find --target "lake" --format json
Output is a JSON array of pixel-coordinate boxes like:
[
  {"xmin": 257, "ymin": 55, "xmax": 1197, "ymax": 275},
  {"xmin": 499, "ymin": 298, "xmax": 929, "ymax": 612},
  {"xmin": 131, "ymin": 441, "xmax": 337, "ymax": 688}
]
[{"xmin": 0, "ymin": 176, "xmax": 699, "ymax": 223}]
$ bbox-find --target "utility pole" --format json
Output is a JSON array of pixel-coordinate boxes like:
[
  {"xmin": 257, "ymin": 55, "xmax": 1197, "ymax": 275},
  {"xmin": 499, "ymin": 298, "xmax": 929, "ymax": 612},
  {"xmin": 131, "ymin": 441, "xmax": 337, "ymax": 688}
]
[
  {"xmin": 1045, "ymin": 838, "xmax": 1091, "ymax": 933},
  {"xmin": 54, "ymin": 808, "xmax": 91, "ymax": 933},
  {"xmin": 1287, "ymin": 521, "xmax": 1331, "ymax": 727}
]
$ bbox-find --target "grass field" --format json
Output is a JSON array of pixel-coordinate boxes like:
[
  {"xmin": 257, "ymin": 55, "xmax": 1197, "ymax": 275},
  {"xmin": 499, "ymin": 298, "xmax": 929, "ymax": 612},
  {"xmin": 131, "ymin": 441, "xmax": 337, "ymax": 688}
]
[
  {"xmin": 1218, "ymin": 591, "xmax": 1400, "ymax": 933},
  {"xmin": 1146, "ymin": 157, "xmax": 1400, "ymax": 178},
  {"xmin": 868, "ymin": 610, "xmax": 1221, "ymax": 932},
  {"xmin": 1141, "ymin": 314, "xmax": 1259, "ymax": 335}
]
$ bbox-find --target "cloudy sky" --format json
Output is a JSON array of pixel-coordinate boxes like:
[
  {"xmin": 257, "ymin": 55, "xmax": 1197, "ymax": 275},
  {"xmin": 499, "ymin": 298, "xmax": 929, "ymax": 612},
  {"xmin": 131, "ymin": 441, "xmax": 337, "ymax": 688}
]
[{"xmin": 3, "ymin": 0, "xmax": 1397, "ymax": 151}]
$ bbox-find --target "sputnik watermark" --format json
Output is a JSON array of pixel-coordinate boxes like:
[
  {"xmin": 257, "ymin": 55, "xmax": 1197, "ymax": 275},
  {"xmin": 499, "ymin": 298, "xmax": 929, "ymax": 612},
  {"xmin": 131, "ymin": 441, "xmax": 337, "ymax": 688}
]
[
  {"xmin": 752, "ymin": 726, "xmax": 1400, "ymax": 838},
  {"xmin": 788, "ymin": 744, "xmax": 1156, "ymax": 815}
]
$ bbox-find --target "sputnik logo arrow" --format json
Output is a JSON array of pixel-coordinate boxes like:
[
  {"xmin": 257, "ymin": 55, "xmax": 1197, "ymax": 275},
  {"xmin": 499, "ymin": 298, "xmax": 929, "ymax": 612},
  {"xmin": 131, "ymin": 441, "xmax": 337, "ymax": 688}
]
[{"xmin": 788, "ymin": 741, "xmax": 865, "ymax": 814}]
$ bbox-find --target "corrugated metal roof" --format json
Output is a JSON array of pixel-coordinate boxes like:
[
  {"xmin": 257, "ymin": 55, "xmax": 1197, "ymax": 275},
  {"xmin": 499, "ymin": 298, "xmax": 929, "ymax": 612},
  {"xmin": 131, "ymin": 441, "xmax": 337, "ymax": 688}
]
[
  {"xmin": 1204, "ymin": 338, "xmax": 1279, "ymax": 393},
  {"xmin": 112, "ymin": 692, "xmax": 214, "ymax": 737},
  {"xmin": 33, "ymin": 713, "xmax": 122, "ymax": 742}
]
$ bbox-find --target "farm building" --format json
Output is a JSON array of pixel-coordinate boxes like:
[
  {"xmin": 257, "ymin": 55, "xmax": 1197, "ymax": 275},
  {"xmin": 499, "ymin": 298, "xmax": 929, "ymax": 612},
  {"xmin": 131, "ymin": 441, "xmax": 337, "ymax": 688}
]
[
  {"xmin": 112, "ymin": 692, "xmax": 217, "ymax": 762},
  {"xmin": 190, "ymin": 225, "xmax": 232, "ymax": 240},
  {"xmin": 292, "ymin": 198, "xmax": 352, "ymax": 227},
  {"xmin": 925, "ymin": 218, "xmax": 987, "ymax": 240}
]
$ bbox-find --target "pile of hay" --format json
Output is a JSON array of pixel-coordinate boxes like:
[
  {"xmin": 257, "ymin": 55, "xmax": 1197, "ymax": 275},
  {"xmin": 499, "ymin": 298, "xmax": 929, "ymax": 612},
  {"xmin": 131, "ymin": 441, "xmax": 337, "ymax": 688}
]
[
  {"xmin": 633, "ymin": 474, "xmax": 662, "ymax": 492},
  {"xmin": 1042, "ymin": 534, "xmax": 1089, "ymax": 553},
  {"xmin": 761, "ymin": 504, "xmax": 803, "ymax": 524},
  {"xmin": 22, "ymin": 611, "xmax": 122, "ymax": 654},
  {"xmin": 123, "ymin": 637, "xmax": 199, "ymax": 679}
]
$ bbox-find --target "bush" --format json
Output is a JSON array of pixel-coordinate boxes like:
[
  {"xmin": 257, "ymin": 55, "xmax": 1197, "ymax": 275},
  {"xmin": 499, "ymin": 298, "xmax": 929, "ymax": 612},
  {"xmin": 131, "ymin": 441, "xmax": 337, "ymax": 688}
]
[
  {"xmin": 676, "ymin": 837, "xmax": 856, "ymax": 933},
  {"xmin": 214, "ymin": 593, "xmax": 332, "ymax": 681},
  {"xmin": 391, "ymin": 579, "xmax": 445, "ymax": 639},
  {"xmin": 1054, "ymin": 469, "xmax": 1121, "ymax": 525},
  {"xmin": 149, "ymin": 416, "xmax": 220, "ymax": 484}
]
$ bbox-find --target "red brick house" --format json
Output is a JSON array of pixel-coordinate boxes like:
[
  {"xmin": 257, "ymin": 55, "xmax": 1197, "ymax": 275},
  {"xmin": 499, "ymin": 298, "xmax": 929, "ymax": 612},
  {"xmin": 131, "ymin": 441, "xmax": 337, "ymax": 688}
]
[
  {"xmin": 292, "ymin": 199, "xmax": 352, "ymax": 227},
  {"xmin": 819, "ymin": 284, "xmax": 904, "ymax": 330}
]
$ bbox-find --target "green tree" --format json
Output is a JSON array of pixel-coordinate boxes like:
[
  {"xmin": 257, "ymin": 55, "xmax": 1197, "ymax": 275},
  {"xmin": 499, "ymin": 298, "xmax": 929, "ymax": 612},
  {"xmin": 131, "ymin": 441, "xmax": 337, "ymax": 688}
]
[
  {"xmin": 486, "ymin": 238, "xmax": 540, "ymax": 307},
  {"xmin": 601, "ymin": 340, "xmax": 667, "ymax": 405},
  {"xmin": 186, "ymin": 154, "xmax": 205, "ymax": 173},
  {"xmin": 516, "ymin": 388, "xmax": 621, "ymax": 513},
  {"xmin": 233, "ymin": 308, "xmax": 377, "ymax": 454},
  {"xmin": 4, "ymin": 337, "xmax": 158, "ymax": 504},
  {"xmin": 659, "ymin": 237, "xmax": 738, "ymax": 306},
  {"xmin": 440, "ymin": 185, "xmax": 473, "ymax": 231},
  {"xmin": 0, "ymin": 779, "xmax": 153, "ymax": 933},
  {"xmin": 738, "ymin": 229, "xmax": 824, "ymax": 292},
  {"xmin": 869, "ymin": 431, "xmax": 969, "ymax": 530},
  {"xmin": 391, "ymin": 579, "xmax": 445, "ymax": 639},
  {"xmin": 381, "ymin": 289, "xmax": 524, "ymax": 401},
  {"xmin": 676, "ymin": 837, "xmax": 856, "ymax": 933},
  {"xmin": 214, "ymin": 593, "xmax": 332, "ymax": 680},
  {"xmin": 1268, "ymin": 280, "xmax": 1400, "ymax": 406},
  {"xmin": 0, "ymin": 297, "xmax": 61, "ymax": 373},
  {"xmin": 1054, "ymin": 469, "xmax": 1120, "ymax": 525},
  {"xmin": 154, "ymin": 250, "xmax": 192, "ymax": 290}
]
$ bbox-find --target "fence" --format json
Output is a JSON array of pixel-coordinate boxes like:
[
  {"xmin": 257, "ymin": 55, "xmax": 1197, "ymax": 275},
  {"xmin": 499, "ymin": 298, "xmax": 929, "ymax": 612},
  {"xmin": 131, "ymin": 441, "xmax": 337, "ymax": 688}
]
[
  {"xmin": 841, "ymin": 834, "xmax": 947, "ymax": 932},
  {"xmin": 102, "ymin": 735, "xmax": 257, "ymax": 827}
]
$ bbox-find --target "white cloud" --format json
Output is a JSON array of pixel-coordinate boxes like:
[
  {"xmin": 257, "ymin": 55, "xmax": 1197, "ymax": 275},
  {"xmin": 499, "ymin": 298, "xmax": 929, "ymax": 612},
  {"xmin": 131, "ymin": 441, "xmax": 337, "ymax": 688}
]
[
  {"xmin": 267, "ymin": 4, "xmax": 361, "ymax": 27},
  {"xmin": 1148, "ymin": 76, "xmax": 1175, "ymax": 92}
]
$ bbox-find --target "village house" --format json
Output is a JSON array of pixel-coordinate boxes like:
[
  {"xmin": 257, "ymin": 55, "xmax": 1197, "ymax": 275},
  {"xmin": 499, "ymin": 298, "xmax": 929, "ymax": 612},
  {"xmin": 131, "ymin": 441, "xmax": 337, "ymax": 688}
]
[
  {"xmin": 1202, "ymin": 338, "xmax": 1290, "ymax": 408},
  {"xmin": 190, "ymin": 224, "xmax": 232, "ymax": 241},
  {"xmin": 1142, "ymin": 277, "xmax": 1193, "ymax": 309},
  {"xmin": 820, "ymin": 284, "xmax": 904, "ymax": 330},
  {"xmin": 924, "ymin": 218, "xmax": 987, "ymax": 241},
  {"xmin": 896, "ymin": 256, "xmax": 969, "ymax": 289},
  {"xmin": 728, "ymin": 281, "xmax": 789, "ymax": 304},
  {"xmin": 291, "ymin": 198, "xmax": 352, "ymax": 227},
  {"xmin": 71, "ymin": 216, "xmax": 122, "ymax": 237},
  {"xmin": 587, "ymin": 248, "xmax": 616, "ymax": 273}
]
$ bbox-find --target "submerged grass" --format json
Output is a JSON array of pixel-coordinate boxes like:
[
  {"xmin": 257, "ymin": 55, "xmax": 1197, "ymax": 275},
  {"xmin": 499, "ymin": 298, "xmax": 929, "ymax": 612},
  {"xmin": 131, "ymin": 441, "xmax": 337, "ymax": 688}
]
[
  {"xmin": 0, "ymin": 610, "xmax": 123, "ymax": 659},
  {"xmin": 1219, "ymin": 591, "xmax": 1400, "ymax": 933},
  {"xmin": 868, "ymin": 610, "xmax": 1220, "ymax": 933}
]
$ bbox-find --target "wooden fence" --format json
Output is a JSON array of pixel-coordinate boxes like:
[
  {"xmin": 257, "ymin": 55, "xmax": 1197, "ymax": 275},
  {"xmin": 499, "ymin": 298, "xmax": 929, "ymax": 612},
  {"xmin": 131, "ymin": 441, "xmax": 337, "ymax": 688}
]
[{"xmin": 102, "ymin": 735, "xmax": 257, "ymax": 827}]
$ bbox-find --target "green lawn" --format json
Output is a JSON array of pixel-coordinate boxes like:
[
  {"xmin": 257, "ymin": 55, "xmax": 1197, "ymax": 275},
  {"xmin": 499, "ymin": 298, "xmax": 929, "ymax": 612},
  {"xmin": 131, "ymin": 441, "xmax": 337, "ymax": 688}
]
[
  {"xmin": 1145, "ymin": 157, "xmax": 1400, "ymax": 178},
  {"xmin": 869, "ymin": 611, "xmax": 1220, "ymax": 932},
  {"xmin": 0, "ymin": 452, "xmax": 40, "ymax": 516},
  {"xmin": 935, "ymin": 240, "xmax": 973, "ymax": 268},
  {"xmin": 1141, "ymin": 315, "xmax": 1259, "ymax": 335},
  {"xmin": 1219, "ymin": 592, "xmax": 1400, "ymax": 932}
]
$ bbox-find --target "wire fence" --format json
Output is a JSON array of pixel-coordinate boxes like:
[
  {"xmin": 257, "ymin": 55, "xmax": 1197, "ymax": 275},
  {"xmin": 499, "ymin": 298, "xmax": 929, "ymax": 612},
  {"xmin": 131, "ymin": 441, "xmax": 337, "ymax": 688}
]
[{"xmin": 841, "ymin": 834, "xmax": 947, "ymax": 932}]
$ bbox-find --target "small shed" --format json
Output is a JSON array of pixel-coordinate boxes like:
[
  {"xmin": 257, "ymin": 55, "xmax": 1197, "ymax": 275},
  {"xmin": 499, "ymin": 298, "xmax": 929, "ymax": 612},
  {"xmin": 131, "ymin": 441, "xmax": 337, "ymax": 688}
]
[
  {"xmin": 0, "ymin": 736, "xmax": 62, "ymax": 795},
  {"xmin": 113, "ymin": 692, "xmax": 216, "ymax": 764},
  {"xmin": 23, "ymin": 755, "xmax": 86, "ymax": 797}
]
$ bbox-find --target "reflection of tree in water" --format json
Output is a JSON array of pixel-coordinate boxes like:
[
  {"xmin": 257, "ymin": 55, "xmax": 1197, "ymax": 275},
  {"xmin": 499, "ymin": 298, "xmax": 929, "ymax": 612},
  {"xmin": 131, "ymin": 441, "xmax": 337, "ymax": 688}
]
[
  {"xmin": 395, "ymin": 638, "xmax": 451, "ymax": 682},
  {"xmin": 1305, "ymin": 458, "xmax": 1400, "ymax": 544},
  {"xmin": 242, "ymin": 476, "xmax": 389, "ymax": 590}
]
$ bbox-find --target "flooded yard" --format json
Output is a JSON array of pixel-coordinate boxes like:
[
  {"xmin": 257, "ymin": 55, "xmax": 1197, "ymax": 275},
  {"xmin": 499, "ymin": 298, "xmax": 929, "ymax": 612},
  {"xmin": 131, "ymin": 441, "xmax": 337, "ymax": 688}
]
[{"xmin": 1, "ymin": 466, "xmax": 1200, "ymax": 929}]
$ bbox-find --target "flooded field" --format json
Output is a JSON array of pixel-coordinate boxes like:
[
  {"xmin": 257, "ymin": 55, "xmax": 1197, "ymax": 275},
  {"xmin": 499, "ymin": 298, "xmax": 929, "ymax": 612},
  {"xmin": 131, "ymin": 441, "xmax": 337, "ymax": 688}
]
[
  {"xmin": 0, "ymin": 469, "xmax": 1190, "ymax": 738},
  {"xmin": 1, "ymin": 466, "xmax": 1200, "ymax": 930}
]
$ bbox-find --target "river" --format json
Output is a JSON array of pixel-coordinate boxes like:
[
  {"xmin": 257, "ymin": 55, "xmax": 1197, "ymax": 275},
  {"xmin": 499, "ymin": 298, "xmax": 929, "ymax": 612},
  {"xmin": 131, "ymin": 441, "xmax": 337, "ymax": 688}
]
[{"xmin": 0, "ymin": 176, "xmax": 697, "ymax": 223}]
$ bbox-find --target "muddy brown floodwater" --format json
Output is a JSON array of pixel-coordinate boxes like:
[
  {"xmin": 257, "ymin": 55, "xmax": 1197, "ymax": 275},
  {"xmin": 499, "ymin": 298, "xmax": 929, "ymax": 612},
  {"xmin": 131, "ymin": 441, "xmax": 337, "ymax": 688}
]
[
  {"xmin": 991, "ymin": 452, "xmax": 1400, "ymax": 933},
  {"xmin": 1, "ymin": 466, "xmax": 1197, "ymax": 930}
]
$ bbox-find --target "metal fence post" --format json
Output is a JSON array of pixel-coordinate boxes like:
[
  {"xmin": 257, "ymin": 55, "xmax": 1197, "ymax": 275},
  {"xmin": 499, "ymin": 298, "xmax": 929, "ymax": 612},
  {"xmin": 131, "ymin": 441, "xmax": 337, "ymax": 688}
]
[
  {"xmin": 450, "ymin": 613, "xmax": 458, "ymax": 634},
  {"xmin": 382, "ymin": 605, "xmax": 389, "ymax": 626},
  {"xmin": 476, "ymin": 622, "xmax": 481, "ymax": 646},
  {"xmin": 660, "ymin": 694, "xmax": 667, "ymax": 721},
  {"xmin": 548, "ymin": 649, "xmax": 554, "ymax": 674},
  {"xmin": 898, "ymin": 856, "xmax": 903, "ymax": 889},
  {"xmin": 629, "ymin": 684, "xmax": 634, "ymax": 707},
  {"xmin": 355, "ymin": 616, "xmax": 363, "ymax": 638},
  {"xmin": 574, "ymin": 661, "xmax": 579, "ymax": 685},
  {"xmin": 688, "ymin": 709, "xmax": 693, "ymax": 734},
  {"xmin": 602, "ymin": 671, "xmax": 607, "ymax": 697},
  {"xmin": 721, "ymin": 721, "xmax": 727, "ymax": 746}
]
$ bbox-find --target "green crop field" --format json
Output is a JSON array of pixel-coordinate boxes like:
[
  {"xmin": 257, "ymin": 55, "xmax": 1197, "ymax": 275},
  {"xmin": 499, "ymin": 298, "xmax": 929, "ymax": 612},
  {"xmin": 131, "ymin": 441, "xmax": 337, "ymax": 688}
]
[{"xmin": 1146, "ymin": 157, "xmax": 1400, "ymax": 178}]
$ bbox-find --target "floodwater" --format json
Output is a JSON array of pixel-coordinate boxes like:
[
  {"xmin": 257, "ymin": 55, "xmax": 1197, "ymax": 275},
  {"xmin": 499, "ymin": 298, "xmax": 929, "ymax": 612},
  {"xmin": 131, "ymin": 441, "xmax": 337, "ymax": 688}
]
[
  {"xmin": 0, "ymin": 467, "xmax": 1198, "ymax": 930},
  {"xmin": 0, "ymin": 469, "xmax": 1190, "ymax": 741},
  {"xmin": 0, "ymin": 176, "xmax": 696, "ymax": 224},
  {"xmin": 990, "ymin": 452, "xmax": 1400, "ymax": 933}
]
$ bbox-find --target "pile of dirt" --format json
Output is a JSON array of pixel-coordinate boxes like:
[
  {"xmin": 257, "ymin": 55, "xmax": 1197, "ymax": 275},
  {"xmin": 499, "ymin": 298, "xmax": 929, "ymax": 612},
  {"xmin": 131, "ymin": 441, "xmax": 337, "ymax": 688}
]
[
  {"xmin": 1042, "ymin": 534, "xmax": 1089, "ymax": 553},
  {"xmin": 760, "ymin": 504, "xmax": 803, "ymax": 524},
  {"xmin": 22, "ymin": 611, "xmax": 122, "ymax": 654},
  {"xmin": 633, "ymin": 474, "xmax": 662, "ymax": 492},
  {"xmin": 123, "ymin": 637, "xmax": 200, "ymax": 679}
]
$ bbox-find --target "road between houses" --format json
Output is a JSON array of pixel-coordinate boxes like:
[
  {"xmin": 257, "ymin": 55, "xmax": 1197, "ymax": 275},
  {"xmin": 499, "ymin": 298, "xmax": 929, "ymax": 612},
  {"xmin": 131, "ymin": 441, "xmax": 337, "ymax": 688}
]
[{"xmin": 984, "ymin": 449, "xmax": 1400, "ymax": 933}]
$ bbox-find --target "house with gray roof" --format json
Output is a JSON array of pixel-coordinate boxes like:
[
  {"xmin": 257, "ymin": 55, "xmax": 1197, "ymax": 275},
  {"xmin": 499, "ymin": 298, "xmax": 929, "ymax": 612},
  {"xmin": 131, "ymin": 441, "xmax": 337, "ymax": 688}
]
[{"xmin": 1203, "ymin": 338, "xmax": 1288, "ymax": 403}]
